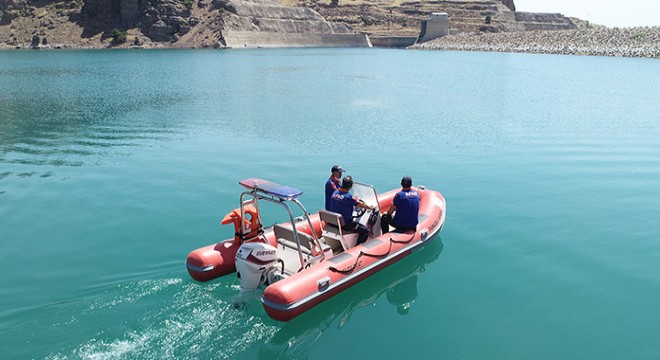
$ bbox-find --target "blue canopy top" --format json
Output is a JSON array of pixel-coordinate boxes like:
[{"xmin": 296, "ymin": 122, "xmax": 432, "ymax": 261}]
[{"xmin": 239, "ymin": 178, "xmax": 304, "ymax": 200}]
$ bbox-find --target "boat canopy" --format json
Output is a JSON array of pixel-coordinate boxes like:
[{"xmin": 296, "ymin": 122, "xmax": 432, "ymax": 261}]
[{"xmin": 239, "ymin": 178, "xmax": 304, "ymax": 201}]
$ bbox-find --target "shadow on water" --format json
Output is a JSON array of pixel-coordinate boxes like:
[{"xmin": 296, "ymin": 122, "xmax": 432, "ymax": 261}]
[{"xmin": 256, "ymin": 237, "xmax": 444, "ymax": 359}]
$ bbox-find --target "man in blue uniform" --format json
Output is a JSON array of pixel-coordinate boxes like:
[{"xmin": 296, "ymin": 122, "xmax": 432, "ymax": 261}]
[
  {"xmin": 381, "ymin": 176, "xmax": 420, "ymax": 233},
  {"xmin": 329, "ymin": 176, "xmax": 374, "ymax": 245},
  {"xmin": 325, "ymin": 165, "xmax": 344, "ymax": 210}
]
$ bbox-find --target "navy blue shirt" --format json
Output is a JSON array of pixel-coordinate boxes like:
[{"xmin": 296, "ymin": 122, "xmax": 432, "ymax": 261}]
[
  {"xmin": 393, "ymin": 189, "xmax": 420, "ymax": 229},
  {"xmin": 329, "ymin": 189, "xmax": 358, "ymax": 225},
  {"xmin": 325, "ymin": 177, "xmax": 341, "ymax": 210}
]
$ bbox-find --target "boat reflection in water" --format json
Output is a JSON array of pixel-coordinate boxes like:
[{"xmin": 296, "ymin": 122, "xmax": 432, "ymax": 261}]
[
  {"xmin": 258, "ymin": 237, "xmax": 444, "ymax": 358},
  {"xmin": 386, "ymin": 265, "xmax": 419, "ymax": 315}
]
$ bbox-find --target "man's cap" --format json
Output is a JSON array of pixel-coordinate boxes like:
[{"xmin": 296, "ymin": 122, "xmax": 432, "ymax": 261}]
[
  {"xmin": 401, "ymin": 176, "xmax": 413, "ymax": 187},
  {"xmin": 331, "ymin": 165, "xmax": 345, "ymax": 173}
]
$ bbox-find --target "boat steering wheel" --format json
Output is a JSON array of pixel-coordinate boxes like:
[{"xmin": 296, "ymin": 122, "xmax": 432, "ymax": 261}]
[
  {"xmin": 352, "ymin": 206, "xmax": 367, "ymax": 220},
  {"xmin": 352, "ymin": 199, "xmax": 372, "ymax": 220}
]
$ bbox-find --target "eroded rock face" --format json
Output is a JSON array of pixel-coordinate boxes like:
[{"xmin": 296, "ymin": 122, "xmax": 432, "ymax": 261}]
[
  {"xmin": 0, "ymin": 0, "xmax": 27, "ymax": 12},
  {"xmin": 30, "ymin": 33, "xmax": 39, "ymax": 48},
  {"xmin": 81, "ymin": 0, "xmax": 122, "ymax": 22},
  {"xmin": 119, "ymin": 0, "xmax": 140, "ymax": 23},
  {"xmin": 79, "ymin": 0, "xmax": 191, "ymax": 40},
  {"xmin": 0, "ymin": 10, "xmax": 11, "ymax": 25},
  {"xmin": 1, "ymin": 0, "xmax": 32, "ymax": 24},
  {"xmin": 223, "ymin": 0, "xmax": 351, "ymax": 34},
  {"xmin": 502, "ymin": 0, "xmax": 515, "ymax": 12},
  {"xmin": 515, "ymin": 12, "xmax": 576, "ymax": 31},
  {"xmin": 141, "ymin": 0, "xmax": 191, "ymax": 41},
  {"xmin": 313, "ymin": 0, "xmax": 524, "ymax": 36}
]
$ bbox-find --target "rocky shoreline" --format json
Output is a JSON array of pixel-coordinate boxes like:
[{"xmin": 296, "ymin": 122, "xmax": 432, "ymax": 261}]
[
  {"xmin": 411, "ymin": 27, "xmax": 660, "ymax": 59},
  {"xmin": 2, "ymin": 0, "xmax": 659, "ymax": 58}
]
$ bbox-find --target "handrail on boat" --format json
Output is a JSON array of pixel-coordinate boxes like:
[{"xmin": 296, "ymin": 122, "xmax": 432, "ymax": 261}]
[{"xmin": 238, "ymin": 180, "xmax": 327, "ymax": 271}]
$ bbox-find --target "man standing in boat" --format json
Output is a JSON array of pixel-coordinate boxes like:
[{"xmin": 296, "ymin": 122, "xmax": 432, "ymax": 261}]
[
  {"xmin": 329, "ymin": 175, "xmax": 374, "ymax": 245},
  {"xmin": 381, "ymin": 176, "xmax": 420, "ymax": 233},
  {"xmin": 325, "ymin": 165, "xmax": 345, "ymax": 210}
]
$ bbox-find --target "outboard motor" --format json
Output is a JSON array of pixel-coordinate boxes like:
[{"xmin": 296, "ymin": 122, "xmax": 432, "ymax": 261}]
[{"xmin": 235, "ymin": 242, "xmax": 280, "ymax": 291}]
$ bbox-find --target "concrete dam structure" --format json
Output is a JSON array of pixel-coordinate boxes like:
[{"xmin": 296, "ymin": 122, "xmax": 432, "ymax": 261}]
[
  {"xmin": 220, "ymin": 0, "xmax": 371, "ymax": 48},
  {"xmin": 417, "ymin": 12, "xmax": 450, "ymax": 43},
  {"xmin": 223, "ymin": 31, "xmax": 370, "ymax": 48},
  {"xmin": 371, "ymin": 13, "xmax": 450, "ymax": 48}
]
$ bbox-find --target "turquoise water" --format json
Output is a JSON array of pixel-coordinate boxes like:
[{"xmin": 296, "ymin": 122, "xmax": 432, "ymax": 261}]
[{"xmin": 1, "ymin": 48, "xmax": 659, "ymax": 359}]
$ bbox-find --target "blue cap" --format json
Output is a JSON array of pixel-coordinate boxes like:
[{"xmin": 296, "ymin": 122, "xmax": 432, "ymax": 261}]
[{"xmin": 331, "ymin": 165, "xmax": 345, "ymax": 173}]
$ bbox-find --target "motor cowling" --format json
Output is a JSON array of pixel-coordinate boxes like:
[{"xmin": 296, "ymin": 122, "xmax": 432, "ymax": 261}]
[{"xmin": 235, "ymin": 242, "xmax": 279, "ymax": 291}]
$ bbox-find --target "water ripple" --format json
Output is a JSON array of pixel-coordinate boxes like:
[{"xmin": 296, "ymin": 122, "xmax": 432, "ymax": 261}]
[{"xmin": 44, "ymin": 279, "xmax": 278, "ymax": 360}]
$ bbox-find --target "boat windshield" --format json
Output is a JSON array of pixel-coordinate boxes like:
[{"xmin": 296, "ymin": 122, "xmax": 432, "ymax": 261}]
[{"xmin": 353, "ymin": 181, "xmax": 379, "ymax": 211}]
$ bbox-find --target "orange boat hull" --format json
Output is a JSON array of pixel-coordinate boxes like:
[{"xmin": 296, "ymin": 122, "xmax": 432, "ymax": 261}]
[{"xmin": 262, "ymin": 188, "xmax": 445, "ymax": 321}]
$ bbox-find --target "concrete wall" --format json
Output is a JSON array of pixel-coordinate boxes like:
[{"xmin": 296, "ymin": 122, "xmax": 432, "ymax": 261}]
[
  {"xmin": 417, "ymin": 13, "xmax": 449, "ymax": 43},
  {"xmin": 370, "ymin": 36, "xmax": 417, "ymax": 48},
  {"xmin": 222, "ymin": 30, "xmax": 371, "ymax": 48}
]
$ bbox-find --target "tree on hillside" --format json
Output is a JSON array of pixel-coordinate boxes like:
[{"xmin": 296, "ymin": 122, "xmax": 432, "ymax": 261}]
[{"xmin": 110, "ymin": 28, "xmax": 127, "ymax": 44}]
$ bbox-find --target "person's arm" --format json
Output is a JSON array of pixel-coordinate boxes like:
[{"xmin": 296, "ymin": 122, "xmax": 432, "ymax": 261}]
[
  {"xmin": 331, "ymin": 181, "xmax": 339, "ymax": 191},
  {"xmin": 355, "ymin": 197, "xmax": 375, "ymax": 210},
  {"xmin": 387, "ymin": 193, "xmax": 400, "ymax": 215}
]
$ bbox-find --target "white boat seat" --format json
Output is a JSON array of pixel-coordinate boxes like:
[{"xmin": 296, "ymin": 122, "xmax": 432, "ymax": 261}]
[
  {"xmin": 274, "ymin": 223, "xmax": 313, "ymax": 248},
  {"xmin": 318, "ymin": 209, "xmax": 359, "ymax": 251},
  {"xmin": 274, "ymin": 224, "xmax": 330, "ymax": 273},
  {"xmin": 276, "ymin": 238, "xmax": 313, "ymax": 257}
]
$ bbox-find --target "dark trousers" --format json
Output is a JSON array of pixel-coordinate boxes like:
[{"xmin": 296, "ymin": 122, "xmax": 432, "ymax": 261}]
[
  {"xmin": 344, "ymin": 222, "xmax": 370, "ymax": 245},
  {"xmin": 381, "ymin": 214, "xmax": 416, "ymax": 234}
]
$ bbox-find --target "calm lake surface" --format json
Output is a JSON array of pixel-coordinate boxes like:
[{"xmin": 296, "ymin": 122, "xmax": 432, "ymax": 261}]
[{"xmin": 1, "ymin": 48, "xmax": 659, "ymax": 359}]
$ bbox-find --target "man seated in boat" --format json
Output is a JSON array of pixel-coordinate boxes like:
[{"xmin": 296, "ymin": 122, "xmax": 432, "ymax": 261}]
[
  {"xmin": 381, "ymin": 176, "xmax": 420, "ymax": 233},
  {"xmin": 329, "ymin": 175, "xmax": 375, "ymax": 245}
]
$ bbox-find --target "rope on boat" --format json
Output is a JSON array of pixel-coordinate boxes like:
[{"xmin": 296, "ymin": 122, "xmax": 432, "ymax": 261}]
[{"xmin": 328, "ymin": 233, "xmax": 416, "ymax": 274}]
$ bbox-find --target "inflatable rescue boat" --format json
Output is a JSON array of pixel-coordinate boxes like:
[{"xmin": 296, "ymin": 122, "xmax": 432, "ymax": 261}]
[{"xmin": 186, "ymin": 178, "xmax": 446, "ymax": 321}]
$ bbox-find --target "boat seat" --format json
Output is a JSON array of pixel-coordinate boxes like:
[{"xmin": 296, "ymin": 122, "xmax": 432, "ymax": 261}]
[
  {"xmin": 273, "ymin": 224, "xmax": 329, "ymax": 273},
  {"xmin": 319, "ymin": 209, "xmax": 359, "ymax": 251}
]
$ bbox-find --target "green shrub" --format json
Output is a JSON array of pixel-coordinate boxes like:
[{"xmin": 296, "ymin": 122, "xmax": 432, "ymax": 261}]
[
  {"xmin": 485, "ymin": 15, "xmax": 492, "ymax": 24},
  {"xmin": 110, "ymin": 28, "xmax": 127, "ymax": 44},
  {"xmin": 629, "ymin": 32, "xmax": 646, "ymax": 39},
  {"xmin": 183, "ymin": 0, "xmax": 193, "ymax": 10}
]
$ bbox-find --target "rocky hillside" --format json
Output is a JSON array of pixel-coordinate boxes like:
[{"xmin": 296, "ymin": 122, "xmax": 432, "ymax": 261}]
[
  {"xmin": 0, "ymin": 0, "xmax": 366, "ymax": 48},
  {"xmin": 307, "ymin": 0, "xmax": 576, "ymax": 37},
  {"xmin": 0, "ymin": 0, "xmax": 205, "ymax": 48},
  {"xmin": 1, "ymin": 0, "xmax": 581, "ymax": 49}
]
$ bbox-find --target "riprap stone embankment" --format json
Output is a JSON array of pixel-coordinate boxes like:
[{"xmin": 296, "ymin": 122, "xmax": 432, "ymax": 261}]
[{"xmin": 412, "ymin": 27, "xmax": 660, "ymax": 58}]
